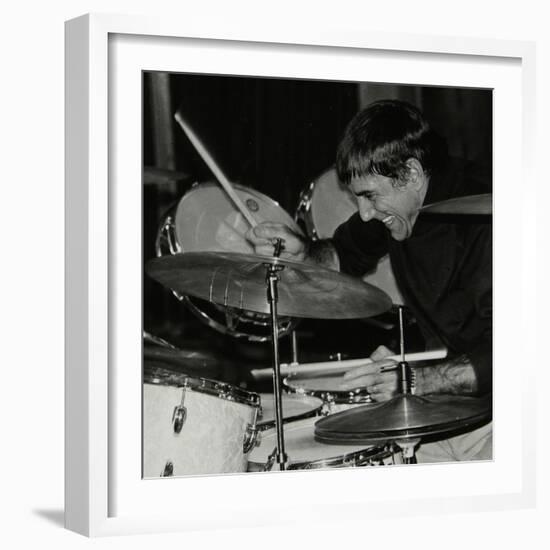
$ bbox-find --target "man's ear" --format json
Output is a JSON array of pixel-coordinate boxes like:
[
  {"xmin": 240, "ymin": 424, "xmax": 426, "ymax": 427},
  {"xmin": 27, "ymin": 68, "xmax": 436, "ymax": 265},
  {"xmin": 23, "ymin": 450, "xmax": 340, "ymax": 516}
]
[{"xmin": 404, "ymin": 158, "xmax": 427, "ymax": 191}]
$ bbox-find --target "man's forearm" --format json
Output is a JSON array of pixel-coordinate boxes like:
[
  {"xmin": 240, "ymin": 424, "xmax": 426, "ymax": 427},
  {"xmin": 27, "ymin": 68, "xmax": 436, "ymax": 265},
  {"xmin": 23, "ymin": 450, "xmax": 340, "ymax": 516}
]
[
  {"xmin": 416, "ymin": 354, "xmax": 479, "ymax": 396},
  {"xmin": 305, "ymin": 239, "xmax": 340, "ymax": 270}
]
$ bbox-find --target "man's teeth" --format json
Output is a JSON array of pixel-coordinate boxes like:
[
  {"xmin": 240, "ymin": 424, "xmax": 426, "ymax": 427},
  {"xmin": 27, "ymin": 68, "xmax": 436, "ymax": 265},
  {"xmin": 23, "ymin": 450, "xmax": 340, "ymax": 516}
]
[{"xmin": 382, "ymin": 215, "xmax": 395, "ymax": 226}]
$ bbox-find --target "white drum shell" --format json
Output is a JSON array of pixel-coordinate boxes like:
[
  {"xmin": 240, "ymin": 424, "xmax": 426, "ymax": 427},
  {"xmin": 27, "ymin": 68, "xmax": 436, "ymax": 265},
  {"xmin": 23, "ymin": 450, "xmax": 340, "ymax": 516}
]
[{"xmin": 143, "ymin": 382, "xmax": 258, "ymax": 478}]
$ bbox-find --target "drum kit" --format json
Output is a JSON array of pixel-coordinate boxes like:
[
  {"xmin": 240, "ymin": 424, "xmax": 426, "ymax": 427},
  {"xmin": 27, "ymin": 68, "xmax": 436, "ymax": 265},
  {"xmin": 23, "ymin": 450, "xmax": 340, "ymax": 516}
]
[{"xmin": 142, "ymin": 116, "xmax": 492, "ymax": 478}]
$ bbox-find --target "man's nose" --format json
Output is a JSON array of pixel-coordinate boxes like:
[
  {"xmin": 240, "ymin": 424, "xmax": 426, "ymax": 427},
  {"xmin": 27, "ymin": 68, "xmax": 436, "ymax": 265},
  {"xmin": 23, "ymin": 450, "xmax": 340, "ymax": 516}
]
[{"xmin": 358, "ymin": 198, "xmax": 376, "ymax": 222}]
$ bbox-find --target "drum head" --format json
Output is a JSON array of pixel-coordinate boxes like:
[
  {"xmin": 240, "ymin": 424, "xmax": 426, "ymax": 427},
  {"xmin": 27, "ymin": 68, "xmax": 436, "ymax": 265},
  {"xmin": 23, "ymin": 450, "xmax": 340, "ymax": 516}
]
[
  {"xmin": 258, "ymin": 393, "xmax": 323, "ymax": 427},
  {"xmin": 175, "ymin": 182, "xmax": 302, "ymax": 253},
  {"xmin": 309, "ymin": 168, "xmax": 356, "ymax": 239},
  {"xmin": 300, "ymin": 168, "xmax": 404, "ymax": 304},
  {"xmin": 249, "ymin": 417, "xmax": 380, "ymax": 467}
]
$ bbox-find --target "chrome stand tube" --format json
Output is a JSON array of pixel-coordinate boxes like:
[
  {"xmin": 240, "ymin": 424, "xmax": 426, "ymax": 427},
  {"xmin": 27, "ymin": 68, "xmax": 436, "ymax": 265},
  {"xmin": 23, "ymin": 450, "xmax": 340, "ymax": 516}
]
[{"xmin": 267, "ymin": 264, "xmax": 288, "ymax": 471}]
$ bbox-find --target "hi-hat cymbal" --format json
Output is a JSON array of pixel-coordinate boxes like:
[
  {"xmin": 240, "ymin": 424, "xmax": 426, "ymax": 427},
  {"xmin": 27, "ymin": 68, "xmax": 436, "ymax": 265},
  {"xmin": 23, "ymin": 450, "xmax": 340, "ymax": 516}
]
[
  {"xmin": 314, "ymin": 393, "xmax": 492, "ymax": 444},
  {"xmin": 421, "ymin": 194, "xmax": 492, "ymax": 215},
  {"xmin": 146, "ymin": 251, "xmax": 392, "ymax": 319}
]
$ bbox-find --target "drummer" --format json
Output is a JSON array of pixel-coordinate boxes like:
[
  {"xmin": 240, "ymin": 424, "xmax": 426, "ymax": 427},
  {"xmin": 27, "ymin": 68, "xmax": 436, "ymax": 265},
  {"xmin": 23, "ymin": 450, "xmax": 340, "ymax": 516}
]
[{"xmin": 246, "ymin": 99, "xmax": 492, "ymax": 463}]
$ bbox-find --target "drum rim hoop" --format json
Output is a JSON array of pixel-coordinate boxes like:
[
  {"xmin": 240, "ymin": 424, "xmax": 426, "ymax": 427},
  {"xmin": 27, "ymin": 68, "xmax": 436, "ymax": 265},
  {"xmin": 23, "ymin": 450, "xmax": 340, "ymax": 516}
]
[
  {"xmin": 249, "ymin": 429, "xmax": 392, "ymax": 469},
  {"xmin": 283, "ymin": 377, "xmax": 372, "ymax": 404},
  {"xmin": 144, "ymin": 366, "xmax": 260, "ymax": 407}
]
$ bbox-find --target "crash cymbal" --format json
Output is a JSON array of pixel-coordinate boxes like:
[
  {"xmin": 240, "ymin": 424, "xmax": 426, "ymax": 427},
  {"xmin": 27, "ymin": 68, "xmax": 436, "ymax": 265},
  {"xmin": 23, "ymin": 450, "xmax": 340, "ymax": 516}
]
[
  {"xmin": 144, "ymin": 346, "xmax": 220, "ymax": 367},
  {"xmin": 421, "ymin": 194, "xmax": 492, "ymax": 215},
  {"xmin": 314, "ymin": 393, "xmax": 492, "ymax": 444},
  {"xmin": 146, "ymin": 251, "xmax": 392, "ymax": 319},
  {"xmin": 144, "ymin": 352, "xmax": 222, "ymax": 378}
]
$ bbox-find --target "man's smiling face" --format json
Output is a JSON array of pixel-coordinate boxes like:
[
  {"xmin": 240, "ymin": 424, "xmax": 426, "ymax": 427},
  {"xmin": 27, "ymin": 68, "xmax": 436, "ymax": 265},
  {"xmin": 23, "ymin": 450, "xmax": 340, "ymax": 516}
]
[{"xmin": 349, "ymin": 161, "xmax": 428, "ymax": 241}]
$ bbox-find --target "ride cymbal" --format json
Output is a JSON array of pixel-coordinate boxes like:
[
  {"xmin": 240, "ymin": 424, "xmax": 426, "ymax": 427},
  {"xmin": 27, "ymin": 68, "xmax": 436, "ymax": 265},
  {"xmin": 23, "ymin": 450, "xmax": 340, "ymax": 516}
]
[
  {"xmin": 146, "ymin": 251, "xmax": 392, "ymax": 319},
  {"xmin": 421, "ymin": 194, "xmax": 492, "ymax": 215}
]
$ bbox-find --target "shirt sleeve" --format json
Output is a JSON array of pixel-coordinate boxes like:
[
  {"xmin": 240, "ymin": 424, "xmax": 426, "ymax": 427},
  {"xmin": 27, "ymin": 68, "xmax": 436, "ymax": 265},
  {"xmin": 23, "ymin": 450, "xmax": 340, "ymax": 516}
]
[
  {"xmin": 331, "ymin": 213, "xmax": 389, "ymax": 277},
  {"xmin": 461, "ymin": 224, "xmax": 493, "ymax": 396},
  {"xmin": 468, "ymin": 337, "xmax": 492, "ymax": 396}
]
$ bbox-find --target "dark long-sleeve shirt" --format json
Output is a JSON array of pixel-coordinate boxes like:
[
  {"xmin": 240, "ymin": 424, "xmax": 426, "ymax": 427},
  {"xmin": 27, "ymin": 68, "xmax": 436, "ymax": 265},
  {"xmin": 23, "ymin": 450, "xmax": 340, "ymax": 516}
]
[{"xmin": 332, "ymin": 158, "xmax": 492, "ymax": 395}]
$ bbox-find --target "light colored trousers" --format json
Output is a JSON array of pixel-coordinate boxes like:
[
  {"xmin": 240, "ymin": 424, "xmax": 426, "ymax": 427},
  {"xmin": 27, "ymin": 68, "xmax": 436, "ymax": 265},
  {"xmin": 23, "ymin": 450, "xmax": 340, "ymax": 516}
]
[{"xmin": 415, "ymin": 421, "xmax": 493, "ymax": 463}]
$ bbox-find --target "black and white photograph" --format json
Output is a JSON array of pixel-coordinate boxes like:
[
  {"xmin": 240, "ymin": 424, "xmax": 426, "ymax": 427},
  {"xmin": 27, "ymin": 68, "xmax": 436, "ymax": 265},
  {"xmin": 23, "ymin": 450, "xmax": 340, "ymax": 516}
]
[
  {"xmin": 142, "ymin": 73, "xmax": 493, "ymax": 478},
  {"xmin": 3, "ymin": 0, "xmax": 545, "ymax": 545}
]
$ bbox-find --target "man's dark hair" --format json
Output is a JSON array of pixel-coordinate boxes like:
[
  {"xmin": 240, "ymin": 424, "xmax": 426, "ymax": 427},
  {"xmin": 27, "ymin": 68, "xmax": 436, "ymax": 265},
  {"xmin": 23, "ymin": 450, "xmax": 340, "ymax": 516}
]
[{"xmin": 336, "ymin": 99, "xmax": 447, "ymax": 185}]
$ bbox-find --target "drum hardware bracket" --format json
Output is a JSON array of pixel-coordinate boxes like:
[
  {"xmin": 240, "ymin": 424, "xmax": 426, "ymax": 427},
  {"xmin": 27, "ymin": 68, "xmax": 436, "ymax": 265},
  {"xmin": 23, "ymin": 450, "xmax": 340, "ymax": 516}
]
[
  {"xmin": 243, "ymin": 424, "xmax": 261, "ymax": 454},
  {"xmin": 264, "ymin": 448, "xmax": 277, "ymax": 471},
  {"xmin": 397, "ymin": 306, "xmax": 415, "ymax": 396},
  {"xmin": 172, "ymin": 387, "xmax": 188, "ymax": 434},
  {"xmin": 399, "ymin": 361, "xmax": 413, "ymax": 395},
  {"xmin": 172, "ymin": 406, "xmax": 187, "ymax": 434},
  {"xmin": 263, "ymin": 448, "xmax": 289, "ymax": 472},
  {"xmin": 395, "ymin": 438, "xmax": 420, "ymax": 464},
  {"xmin": 161, "ymin": 461, "xmax": 174, "ymax": 477},
  {"xmin": 243, "ymin": 406, "xmax": 261, "ymax": 454}
]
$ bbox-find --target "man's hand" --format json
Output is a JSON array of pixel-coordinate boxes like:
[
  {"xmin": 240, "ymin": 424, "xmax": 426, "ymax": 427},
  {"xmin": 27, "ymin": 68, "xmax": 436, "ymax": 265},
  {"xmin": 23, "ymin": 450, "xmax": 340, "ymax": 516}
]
[
  {"xmin": 245, "ymin": 222, "xmax": 308, "ymax": 261},
  {"xmin": 246, "ymin": 221, "xmax": 341, "ymax": 269},
  {"xmin": 340, "ymin": 345, "xmax": 399, "ymax": 402}
]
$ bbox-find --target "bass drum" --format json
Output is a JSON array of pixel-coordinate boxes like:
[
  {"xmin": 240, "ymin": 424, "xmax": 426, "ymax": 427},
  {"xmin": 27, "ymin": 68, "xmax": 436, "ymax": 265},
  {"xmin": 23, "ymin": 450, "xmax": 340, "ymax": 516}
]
[
  {"xmin": 143, "ymin": 365, "xmax": 261, "ymax": 477},
  {"xmin": 296, "ymin": 168, "xmax": 404, "ymax": 305},
  {"xmin": 156, "ymin": 182, "xmax": 302, "ymax": 341}
]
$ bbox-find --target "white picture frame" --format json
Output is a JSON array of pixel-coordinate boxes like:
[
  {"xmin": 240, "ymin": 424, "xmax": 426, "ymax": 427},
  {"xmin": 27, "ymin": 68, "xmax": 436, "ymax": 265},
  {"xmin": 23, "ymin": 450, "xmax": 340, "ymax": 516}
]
[{"xmin": 65, "ymin": 12, "xmax": 537, "ymax": 537}]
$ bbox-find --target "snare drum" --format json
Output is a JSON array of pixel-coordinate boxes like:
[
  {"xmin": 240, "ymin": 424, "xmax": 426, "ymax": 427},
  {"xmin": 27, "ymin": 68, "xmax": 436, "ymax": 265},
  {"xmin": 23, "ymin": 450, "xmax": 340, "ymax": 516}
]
[
  {"xmin": 156, "ymin": 182, "xmax": 302, "ymax": 341},
  {"xmin": 284, "ymin": 369, "xmax": 371, "ymax": 413},
  {"xmin": 257, "ymin": 393, "xmax": 324, "ymax": 431},
  {"xmin": 143, "ymin": 366, "xmax": 261, "ymax": 478},
  {"xmin": 296, "ymin": 168, "xmax": 404, "ymax": 305},
  {"xmin": 248, "ymin": 417, "xmax": 396, "ymax": 471}
]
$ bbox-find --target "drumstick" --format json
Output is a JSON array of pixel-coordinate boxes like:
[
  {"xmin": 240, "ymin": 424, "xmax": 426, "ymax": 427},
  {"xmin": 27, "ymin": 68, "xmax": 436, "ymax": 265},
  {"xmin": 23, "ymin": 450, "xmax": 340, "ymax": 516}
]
[
  {"xmin": 174, "ymin": 112, "xmax": 258, "ymax": 228},
  {"xmin": 250, "ymin": 349, "xmax": 447, "ymax": 379}
]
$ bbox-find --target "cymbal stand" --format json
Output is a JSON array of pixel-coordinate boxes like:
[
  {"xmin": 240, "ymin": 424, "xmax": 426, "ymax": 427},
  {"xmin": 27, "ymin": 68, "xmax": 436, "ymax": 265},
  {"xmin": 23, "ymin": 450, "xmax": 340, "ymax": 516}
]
[
  {"xmin": 396, "ymin": 306, "xmax": 418, "ymax": 464},
  {"xmin": 265, "ymin": 239, "xmax": 288, "ymax": 470}
]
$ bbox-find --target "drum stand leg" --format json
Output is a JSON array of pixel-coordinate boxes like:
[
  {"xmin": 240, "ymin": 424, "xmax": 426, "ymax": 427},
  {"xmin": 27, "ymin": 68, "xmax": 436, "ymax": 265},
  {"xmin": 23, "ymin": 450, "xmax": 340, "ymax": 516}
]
[
  {"xmin": 266, "ymin": 262, "xmax": 288, "ymax": 471},
  {"xmin": 395, "ymin": 306, "xmax": 418, "ymax": 464}
]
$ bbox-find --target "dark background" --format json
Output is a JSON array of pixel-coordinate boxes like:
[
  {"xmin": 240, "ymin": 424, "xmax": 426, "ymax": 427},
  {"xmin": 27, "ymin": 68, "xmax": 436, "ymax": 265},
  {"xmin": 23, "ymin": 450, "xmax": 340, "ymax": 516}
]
[{"xmin": 142, "ymin": 72, "xmax": 492, "ymax": 391}]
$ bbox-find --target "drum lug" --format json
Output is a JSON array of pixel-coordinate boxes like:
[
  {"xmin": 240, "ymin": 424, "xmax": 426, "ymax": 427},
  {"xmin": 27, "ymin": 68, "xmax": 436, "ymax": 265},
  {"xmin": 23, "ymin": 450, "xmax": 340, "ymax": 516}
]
[
  {"xmin": 172, "ymin": 406, "xmax": 187, "ymax": 433},
  {"xmin": 321, "ymin": 394, "xmax": 336, "ymax": 416},
  {"xmin": 263, "ymin": 448, "xmax": 277, "ymax": 471},
  {"xmin": 243, "ymin": 423, "xmax": 260, "ymax": 454},
  {"xmin": 161, "ymin": 461, "xmax": 174, "ymax": 477},
  {"xmin": 172, "ymin": 387, "xmax": 188, "ymax": 434}
]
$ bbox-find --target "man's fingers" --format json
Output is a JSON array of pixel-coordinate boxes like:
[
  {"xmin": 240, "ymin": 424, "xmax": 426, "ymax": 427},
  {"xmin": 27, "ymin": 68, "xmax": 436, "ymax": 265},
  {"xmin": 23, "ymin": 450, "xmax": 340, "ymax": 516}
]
[{"xmin": 342, "ymin": 358, "xmax": 397, "ymax": 381}]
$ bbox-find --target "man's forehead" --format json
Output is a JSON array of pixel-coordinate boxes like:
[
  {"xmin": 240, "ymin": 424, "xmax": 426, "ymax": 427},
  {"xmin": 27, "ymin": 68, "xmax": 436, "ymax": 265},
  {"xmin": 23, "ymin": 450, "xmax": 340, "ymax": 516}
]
[{"xmin": 350, "ymin": 174, "xmax": 387, "ymax": 191}]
